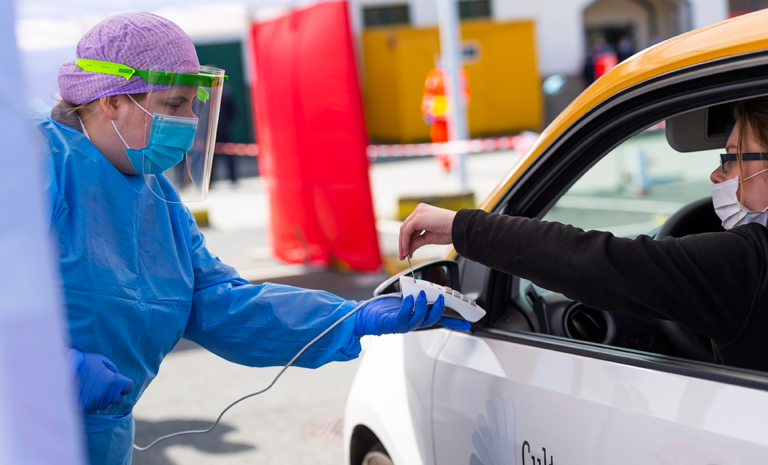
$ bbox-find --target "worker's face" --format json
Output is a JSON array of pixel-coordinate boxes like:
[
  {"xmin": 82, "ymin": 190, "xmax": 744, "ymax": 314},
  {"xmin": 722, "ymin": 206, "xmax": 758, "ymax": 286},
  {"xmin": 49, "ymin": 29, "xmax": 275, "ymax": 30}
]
[
  {"xmin": 710, "ymin": 121, "xmax": 768, "ymax": 211},
  {"xmin": 98, "ymin": 87, "xmax": 197, "ymax": 175},
  {"xmin": 143, "ymin": 86, "xmax": 198, "ymax": 119},
  {"xmin": 116, "ymin": 87, "xmax": 197, "ymax": 150}
]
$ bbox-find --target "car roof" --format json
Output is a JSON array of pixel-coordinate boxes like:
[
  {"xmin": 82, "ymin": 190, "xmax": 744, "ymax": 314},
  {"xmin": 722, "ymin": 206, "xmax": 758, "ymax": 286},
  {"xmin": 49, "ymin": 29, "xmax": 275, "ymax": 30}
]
[{"xmin": 478, "ymin": 9, "xmax": 768, "ymax": 213}]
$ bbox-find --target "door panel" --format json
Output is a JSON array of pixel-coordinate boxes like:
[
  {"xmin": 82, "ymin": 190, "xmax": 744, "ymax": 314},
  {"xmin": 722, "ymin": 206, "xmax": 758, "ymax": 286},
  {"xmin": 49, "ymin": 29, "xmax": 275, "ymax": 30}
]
[
  {"xmin": 403, "ymin": 328, "xmax": 453, "ymax": 465},
  {"xmin": 432, "ymin": 332, "xmax": 768, "ymax": 464}
]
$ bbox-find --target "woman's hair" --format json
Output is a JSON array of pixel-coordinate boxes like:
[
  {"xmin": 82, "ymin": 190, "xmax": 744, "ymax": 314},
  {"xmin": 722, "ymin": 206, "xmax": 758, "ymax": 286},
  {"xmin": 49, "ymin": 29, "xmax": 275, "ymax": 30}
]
[
  {"xmin": 733, "ymin": 97, "xmax": 768, "ymax": 202},
  {"xmin": 59, "ymin": 93, "xmax": 148, "ymax": 127}
]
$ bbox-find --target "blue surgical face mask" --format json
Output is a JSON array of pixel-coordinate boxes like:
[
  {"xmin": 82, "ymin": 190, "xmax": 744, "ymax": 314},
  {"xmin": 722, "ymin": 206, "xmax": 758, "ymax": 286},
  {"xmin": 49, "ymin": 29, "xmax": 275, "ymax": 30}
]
[{"xmin": 112, "ymin": 95, "xmax": 198, "ymax": 175}]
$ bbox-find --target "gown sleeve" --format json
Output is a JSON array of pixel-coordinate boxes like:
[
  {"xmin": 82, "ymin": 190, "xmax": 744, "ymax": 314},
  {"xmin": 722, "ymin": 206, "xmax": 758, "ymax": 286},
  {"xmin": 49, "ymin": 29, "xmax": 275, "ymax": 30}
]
[{"xmin": 181, "ymin": 207, "xmax": 362, "ymax": 368}]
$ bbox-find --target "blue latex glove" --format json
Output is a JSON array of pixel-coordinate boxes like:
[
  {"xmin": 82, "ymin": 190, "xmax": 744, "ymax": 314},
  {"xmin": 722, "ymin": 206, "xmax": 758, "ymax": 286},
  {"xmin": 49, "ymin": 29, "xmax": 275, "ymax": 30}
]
[
  {"xmin": 67, "ymin": 349, "xmax": 135, "ymax": 414},
  {"xmin": 354, "ymin": 290, "xmax": 472, "ymax": 337}
]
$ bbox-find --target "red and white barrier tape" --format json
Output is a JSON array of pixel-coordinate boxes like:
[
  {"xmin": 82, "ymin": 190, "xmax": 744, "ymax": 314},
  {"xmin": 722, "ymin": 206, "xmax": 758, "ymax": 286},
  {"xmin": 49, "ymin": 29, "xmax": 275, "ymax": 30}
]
[
  {"xmin": 215, "ymin": 142, "xmax": 259, "ymax": 157},
  {"xmin": 366, "ymin": 132, "xmax": 539, "ymax": 158},
  {"xmin": 215, "ymin": 123, "xmax": 666, "ymax": 158},
  {"xmin": 214, "ymin": 132, "xmax": 540, "ymax": 158}
]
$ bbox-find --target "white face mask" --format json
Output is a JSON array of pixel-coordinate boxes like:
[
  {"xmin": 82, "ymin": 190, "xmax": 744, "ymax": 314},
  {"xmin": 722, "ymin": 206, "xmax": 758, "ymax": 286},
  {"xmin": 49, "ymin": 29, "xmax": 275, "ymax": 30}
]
[{"xmin": 712, "ymin": 168, "xmax": 768, "ymax": 229}]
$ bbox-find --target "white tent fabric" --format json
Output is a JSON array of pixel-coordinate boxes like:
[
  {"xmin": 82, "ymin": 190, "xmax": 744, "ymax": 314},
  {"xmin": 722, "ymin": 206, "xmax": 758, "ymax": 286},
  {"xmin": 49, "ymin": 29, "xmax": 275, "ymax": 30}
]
[
  {"xmin": 16, "ymin": 0, "xmax": 307, "ymax": 20},
  {"xmin": 15, "ymin": 1, "xmax": 321, "ymax": 105},
  {"xmin": 0, "ymin": 1, "xmax": 84, "ymax": 463}
]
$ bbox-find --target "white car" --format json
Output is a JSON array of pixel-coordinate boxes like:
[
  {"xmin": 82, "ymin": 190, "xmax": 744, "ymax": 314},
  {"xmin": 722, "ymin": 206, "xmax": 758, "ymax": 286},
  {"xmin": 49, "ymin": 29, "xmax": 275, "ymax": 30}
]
[{"xmin": 344, "ymin": 11, "xmax": 768, "ymax": 465}]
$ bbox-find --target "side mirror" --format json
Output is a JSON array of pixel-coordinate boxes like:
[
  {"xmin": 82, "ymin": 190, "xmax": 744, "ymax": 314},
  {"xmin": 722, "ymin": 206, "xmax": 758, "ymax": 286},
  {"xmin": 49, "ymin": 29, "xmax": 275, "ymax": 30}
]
[{"xmin": 374, "ymin": 259, "xmax": 460, "ymax": 296}]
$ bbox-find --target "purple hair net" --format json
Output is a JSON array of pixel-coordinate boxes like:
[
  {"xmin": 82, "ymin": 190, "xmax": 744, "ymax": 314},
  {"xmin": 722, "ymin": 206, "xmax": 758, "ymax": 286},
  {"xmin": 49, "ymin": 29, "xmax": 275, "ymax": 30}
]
[{"xmin": 58, "ymin": 12, "xmax": 200, "ymax": 105}]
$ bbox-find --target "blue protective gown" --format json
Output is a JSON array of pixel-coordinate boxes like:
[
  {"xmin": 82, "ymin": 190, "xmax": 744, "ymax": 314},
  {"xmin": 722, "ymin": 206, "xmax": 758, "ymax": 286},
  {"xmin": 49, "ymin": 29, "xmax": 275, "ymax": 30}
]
[{"xmin": 32, "ymin": 101, "xmax": 362, "ymax": 464}]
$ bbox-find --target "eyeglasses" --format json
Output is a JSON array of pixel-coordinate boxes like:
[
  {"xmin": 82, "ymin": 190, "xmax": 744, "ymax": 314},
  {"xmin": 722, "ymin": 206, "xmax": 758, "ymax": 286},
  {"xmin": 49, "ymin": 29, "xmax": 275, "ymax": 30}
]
[{"xmin": 720, "ymin": 152, "xmax": 768, "ymax": 172}]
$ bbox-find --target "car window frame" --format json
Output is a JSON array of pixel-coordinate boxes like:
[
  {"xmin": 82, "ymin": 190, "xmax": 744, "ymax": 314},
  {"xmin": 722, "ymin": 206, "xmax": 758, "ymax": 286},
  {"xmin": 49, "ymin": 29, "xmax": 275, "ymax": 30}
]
[{"xmin": 466, "ymin": 49, "xmax": 768, "ymax": 392}]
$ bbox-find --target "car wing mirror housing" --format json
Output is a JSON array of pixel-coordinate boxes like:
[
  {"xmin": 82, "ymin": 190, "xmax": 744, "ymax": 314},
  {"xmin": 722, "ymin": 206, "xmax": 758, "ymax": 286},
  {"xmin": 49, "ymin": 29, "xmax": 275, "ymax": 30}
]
[{"xmin": 374, "ymin": 259, "xmax": 460, "ymax": 296}]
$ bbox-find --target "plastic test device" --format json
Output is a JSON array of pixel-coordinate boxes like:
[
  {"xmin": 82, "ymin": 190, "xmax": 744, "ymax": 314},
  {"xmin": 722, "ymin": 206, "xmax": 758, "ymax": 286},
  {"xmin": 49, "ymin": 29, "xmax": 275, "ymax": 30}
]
[{"xmin": 399, "ymin": 275, "xmax": 486, "ymax": 322}]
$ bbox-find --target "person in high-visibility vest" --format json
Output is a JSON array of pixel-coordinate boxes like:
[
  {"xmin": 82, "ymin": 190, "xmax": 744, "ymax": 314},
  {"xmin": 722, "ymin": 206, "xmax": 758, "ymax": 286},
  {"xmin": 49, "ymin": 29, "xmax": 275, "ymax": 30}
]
[{"xmin": 421, "ymin": 67, "xmax": 470, "ymax": 171}]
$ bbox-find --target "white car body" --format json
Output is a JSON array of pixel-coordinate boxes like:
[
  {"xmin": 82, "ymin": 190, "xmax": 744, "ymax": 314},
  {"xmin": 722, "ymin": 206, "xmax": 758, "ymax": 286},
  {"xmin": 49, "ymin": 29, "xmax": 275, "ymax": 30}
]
[{"xmin": 346, "ymin": 328, "xmax": 768, "ymax": 464}]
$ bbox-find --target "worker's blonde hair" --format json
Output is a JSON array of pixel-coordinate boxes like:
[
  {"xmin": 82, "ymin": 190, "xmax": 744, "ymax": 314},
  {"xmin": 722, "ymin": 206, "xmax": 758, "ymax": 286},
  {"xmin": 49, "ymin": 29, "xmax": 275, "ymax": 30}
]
[{"xmin": 59, "ymin": 93, "xmax": 149, "ymax": 128}]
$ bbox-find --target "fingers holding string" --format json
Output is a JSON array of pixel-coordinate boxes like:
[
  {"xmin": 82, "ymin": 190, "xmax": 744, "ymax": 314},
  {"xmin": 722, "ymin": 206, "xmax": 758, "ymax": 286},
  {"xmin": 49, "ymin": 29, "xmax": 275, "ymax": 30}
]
[{"xmin": 400, "ymin": 213, "xmax": 423, "ymax": 260}]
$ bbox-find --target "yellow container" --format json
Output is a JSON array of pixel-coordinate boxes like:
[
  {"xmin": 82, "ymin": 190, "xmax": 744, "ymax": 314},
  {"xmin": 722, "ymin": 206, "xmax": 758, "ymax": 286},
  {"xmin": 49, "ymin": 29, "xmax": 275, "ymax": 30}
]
[
  {"xmin": 397, "ymin": 192, "xmax": 476, "ymax": 221},
  {"xmin": 361, "ymin": 20, "xmax": 543, "ymax": 143}
]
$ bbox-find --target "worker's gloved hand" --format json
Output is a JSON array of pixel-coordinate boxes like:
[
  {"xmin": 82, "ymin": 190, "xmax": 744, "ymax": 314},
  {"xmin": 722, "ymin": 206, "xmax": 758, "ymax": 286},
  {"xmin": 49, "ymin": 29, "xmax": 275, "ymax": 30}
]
[
  {"xmin": 67, "ymin": 348, "xmax": 135, "ymax": 414},
  {"xmin": 354, "ymin": 291, "xmax": 471, "ymax": 338}
]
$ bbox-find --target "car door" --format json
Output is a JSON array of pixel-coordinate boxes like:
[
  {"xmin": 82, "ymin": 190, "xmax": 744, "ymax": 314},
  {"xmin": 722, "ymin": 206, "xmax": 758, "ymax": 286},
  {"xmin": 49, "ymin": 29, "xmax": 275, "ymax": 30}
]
[
  {"xmin": 431, "ymin": 51, "xmax": 768, "ymax": 464},
  {"xmin": 432, "ymin": 330, "xmax": 768, "ymax": 464}
]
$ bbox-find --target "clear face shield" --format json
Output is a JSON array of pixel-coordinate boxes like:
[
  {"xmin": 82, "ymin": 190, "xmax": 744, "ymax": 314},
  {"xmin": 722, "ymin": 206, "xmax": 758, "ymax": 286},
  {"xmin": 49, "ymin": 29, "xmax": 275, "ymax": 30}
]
[{"xmin": 76, "ymin": 60, "xmax": 226, "ymax": 202}]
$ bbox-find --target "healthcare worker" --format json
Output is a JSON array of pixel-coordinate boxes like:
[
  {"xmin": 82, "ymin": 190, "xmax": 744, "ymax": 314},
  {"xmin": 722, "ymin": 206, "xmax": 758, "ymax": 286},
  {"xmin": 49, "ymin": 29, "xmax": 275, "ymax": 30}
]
[
  {"xmin": 37, "ymin": 12, "xmax": 469, "ymax": 464},
  {"xmin": 399, "ymin": 96, "xmax": 768, "ymax": 373}
]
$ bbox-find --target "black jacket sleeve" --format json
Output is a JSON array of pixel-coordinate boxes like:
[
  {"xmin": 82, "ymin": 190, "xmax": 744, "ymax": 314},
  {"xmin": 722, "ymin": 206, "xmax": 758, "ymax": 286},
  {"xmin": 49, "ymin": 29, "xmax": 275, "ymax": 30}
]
[{"xmin": 452, "ymin": 209, "xmax": 766, "ymax": 345}]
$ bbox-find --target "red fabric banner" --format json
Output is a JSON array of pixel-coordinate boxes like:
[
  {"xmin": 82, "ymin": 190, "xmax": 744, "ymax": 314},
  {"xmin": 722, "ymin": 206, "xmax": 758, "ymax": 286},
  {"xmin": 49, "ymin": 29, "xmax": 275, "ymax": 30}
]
[{"xmin": 249, "ymin": 1, "xmax": 381, "ymax": 271}]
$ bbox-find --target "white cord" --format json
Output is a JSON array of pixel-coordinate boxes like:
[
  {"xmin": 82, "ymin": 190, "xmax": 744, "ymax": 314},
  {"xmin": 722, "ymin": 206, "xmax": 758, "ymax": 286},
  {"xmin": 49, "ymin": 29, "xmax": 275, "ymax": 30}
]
[{"xmin": 133, "ymin": 294, "xmax": 392, "ymax": 451}]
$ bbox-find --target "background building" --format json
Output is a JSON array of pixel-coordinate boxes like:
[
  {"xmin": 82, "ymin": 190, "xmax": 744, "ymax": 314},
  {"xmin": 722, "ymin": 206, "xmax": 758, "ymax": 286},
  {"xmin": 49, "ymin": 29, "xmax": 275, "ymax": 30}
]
[{"xmin": 348, "ymin": 0, "xmax": 728, "ymax": 141}]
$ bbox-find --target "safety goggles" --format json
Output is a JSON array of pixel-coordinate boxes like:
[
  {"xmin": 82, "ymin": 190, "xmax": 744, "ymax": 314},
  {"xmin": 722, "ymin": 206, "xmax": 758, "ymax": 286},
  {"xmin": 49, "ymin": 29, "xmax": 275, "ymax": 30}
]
[{"xmin": 720, "ymin": 152, "xmax": 768, "ymax": 172}]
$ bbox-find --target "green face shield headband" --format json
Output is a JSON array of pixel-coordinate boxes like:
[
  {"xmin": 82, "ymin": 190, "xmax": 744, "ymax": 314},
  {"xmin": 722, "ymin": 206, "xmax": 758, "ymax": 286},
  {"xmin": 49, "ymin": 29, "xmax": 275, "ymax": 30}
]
[{"xmin": 75, "ymin": 58, "xmax": 228, "ymax": 102}]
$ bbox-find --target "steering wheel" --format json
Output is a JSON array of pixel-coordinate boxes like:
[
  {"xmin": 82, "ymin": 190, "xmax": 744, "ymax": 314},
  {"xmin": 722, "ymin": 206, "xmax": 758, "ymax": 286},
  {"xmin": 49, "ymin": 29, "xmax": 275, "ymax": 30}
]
[{"xmin": 656, "ymin": 197, "xmax": 724, "ymax": 362}]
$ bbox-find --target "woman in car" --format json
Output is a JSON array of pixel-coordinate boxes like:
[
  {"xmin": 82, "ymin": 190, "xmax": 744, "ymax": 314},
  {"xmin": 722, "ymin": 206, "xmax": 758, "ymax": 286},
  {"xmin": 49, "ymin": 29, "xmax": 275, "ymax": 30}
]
[{"xmin": 399, "ymin": 96, "xmax": 768, "ymax": 372}]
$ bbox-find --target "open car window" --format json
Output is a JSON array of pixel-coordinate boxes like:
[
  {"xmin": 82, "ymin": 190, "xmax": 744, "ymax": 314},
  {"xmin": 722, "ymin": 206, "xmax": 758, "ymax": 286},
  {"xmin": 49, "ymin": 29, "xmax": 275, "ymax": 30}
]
[
  {"xmin": 497, "ymin": 121, "xmax": 727, "ymax": 361},
  {"xmin": 542, "ymin": 124, "xmax": 720, "ymax": 238},
  {"xmin": 480, "ymin": 51, "xmax": 768, "ymax": 387}
]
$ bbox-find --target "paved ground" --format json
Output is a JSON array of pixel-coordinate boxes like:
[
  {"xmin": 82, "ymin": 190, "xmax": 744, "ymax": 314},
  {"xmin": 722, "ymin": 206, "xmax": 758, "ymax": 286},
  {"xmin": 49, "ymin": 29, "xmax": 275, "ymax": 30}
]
[{"xmin": 132, "ymin": 348, "xmax": 361, "ymax": 465}]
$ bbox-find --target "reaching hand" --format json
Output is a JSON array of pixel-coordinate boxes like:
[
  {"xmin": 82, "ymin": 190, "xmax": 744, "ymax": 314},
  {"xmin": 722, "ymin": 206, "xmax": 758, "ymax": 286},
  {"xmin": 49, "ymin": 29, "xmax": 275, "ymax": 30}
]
[
  {"xmin": 68, "ymin": 349, "xmax": 135, "ymax": 414},
  {"xmin": 354, "ymin": 291, "xmax": 471, "ymax": 338},
  {"xmin": 399, "ymin": 204, "xmax": 458, "ymax": 260}
]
